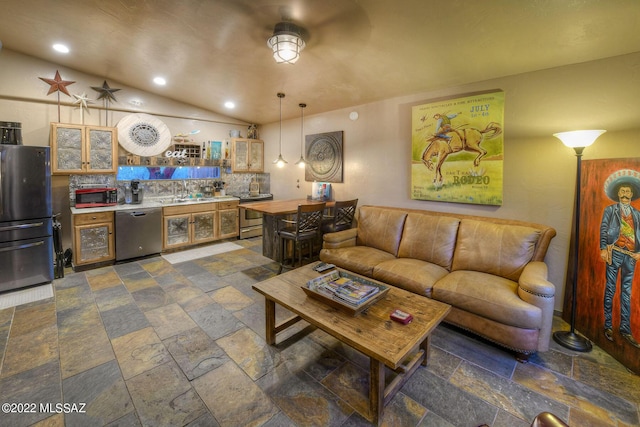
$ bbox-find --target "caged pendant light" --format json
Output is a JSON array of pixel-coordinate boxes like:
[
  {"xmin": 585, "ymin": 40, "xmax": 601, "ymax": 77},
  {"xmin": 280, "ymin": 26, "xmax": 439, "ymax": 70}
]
[
  {"xmin": 273, "ymin": 93, "xmax": 287, "ymax": 168},
  {"xmin": 295, "ymin": 103, "xmax": 307, "ymax": 168},
  {"xmin": 267, "ymin": 22, "xmax": 306, "ymax": 64}
]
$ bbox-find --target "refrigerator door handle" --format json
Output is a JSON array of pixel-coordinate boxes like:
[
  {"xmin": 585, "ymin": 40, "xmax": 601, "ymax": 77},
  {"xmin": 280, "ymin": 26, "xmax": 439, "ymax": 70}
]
[
  {"xmin": 0, "ymin": 240, "xmax": 45, "ymax": 253},
  {"xmin": 0, "ymin": 157, "xmax": 2, "ymax": 211},
  {"xmin": 0, "ymin": 222, "xmax": 45, "ymax": 232}
]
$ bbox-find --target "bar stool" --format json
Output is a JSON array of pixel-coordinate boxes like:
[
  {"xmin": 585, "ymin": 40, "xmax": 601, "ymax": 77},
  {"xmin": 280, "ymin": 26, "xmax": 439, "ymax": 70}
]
[
  {"xmin": 277, "ymin": 203, "xmax": 326, "ymax": 274},
  {"xmin": 322, "ymin": 199, "xmax": 358, "ymax": 233}
]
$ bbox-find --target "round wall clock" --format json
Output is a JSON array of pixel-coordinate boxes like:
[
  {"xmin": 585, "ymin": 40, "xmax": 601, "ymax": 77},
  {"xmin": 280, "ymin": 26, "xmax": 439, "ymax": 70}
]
[
  {"xmin": 117, "ymin": 113, "xmax": 172, "ymax": 156},
  {"xmin": 305, "ymin": 130, "xmax": 343, "ymax": 183}
]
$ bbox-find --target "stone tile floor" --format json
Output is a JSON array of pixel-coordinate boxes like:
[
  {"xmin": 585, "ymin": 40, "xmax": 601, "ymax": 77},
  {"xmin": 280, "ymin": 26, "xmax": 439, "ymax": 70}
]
[{"xmin": 0, "ymin": 237, "xmax": 639, "ymax": 426}]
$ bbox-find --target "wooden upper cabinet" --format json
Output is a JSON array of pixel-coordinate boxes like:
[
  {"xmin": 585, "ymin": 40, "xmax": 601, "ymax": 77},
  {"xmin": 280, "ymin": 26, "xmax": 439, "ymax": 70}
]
[
  {"xmin": 231, "ymin": 138, "xmax": 263, "ymax": 172},
  {"xmin": 50, "ymin": 123, "xmax": 117, "ymax": 174}
]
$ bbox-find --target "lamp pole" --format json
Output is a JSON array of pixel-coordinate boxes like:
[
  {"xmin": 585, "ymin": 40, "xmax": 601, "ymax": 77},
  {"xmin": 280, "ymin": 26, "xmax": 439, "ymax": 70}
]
[
  {"xmin": 553, "ymin": 146, "xmax": 592, "ymax": 352},
  {"xmin": 552, "ymin": 130, "xmax": 605, "ymax": 351}
]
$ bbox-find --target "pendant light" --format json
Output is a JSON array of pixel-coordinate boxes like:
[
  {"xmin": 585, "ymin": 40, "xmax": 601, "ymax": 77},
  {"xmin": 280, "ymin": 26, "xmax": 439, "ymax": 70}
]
[
  {"xmin": 295, "ymin": 103, "xmax": 307, "ymax": 168},
  {"xmin": 273, "ymin": 92, "xmax": 287, "ymax": 168}
]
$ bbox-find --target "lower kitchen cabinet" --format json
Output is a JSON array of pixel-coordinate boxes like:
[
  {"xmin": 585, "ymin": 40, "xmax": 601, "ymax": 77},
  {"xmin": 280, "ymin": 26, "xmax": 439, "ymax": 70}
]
[
  {"xmin": 218, "ymin": 200, "xmax": 239, "ymax": 239},
  {"xmin": 163, "ymin": 203, "xmax": 217, "ymax": 250},
  {"xmin": 72, "ymin": 211, "xmax": 115, "ymax": 267}
]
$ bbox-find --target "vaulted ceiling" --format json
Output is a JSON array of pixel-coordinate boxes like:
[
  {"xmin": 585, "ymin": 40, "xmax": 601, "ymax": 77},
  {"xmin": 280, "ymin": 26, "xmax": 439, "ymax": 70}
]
[{"xmin": 1, "ymin": 0, "xmax": 639, "ymax": 124}]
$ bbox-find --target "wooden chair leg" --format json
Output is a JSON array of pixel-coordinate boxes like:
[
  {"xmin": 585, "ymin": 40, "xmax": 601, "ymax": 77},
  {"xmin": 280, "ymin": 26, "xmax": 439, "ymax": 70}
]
[{"xmin": 278, "ymin": 236, "xmax": 289, "ymax": 274}]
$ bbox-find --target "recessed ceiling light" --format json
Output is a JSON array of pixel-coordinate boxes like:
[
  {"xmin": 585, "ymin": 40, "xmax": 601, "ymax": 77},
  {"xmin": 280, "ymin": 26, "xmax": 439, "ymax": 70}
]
[
  {"xmin": 52, "ymin": 44, "xmax": 69, "ymax": 53},
  {"xmin": 153, "ymin": 77, "xmax": 166, "ymax": 85},
  {"xmin": 224, "ymin": 101, "xmax": 235, "ymax": 109}
]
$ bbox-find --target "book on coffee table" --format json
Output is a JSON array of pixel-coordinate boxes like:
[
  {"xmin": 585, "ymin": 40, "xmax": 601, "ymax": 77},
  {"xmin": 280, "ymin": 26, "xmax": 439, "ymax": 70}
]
[{"xmin": 304, "ymin": 270, "xmax": 388, "ymax": 315}]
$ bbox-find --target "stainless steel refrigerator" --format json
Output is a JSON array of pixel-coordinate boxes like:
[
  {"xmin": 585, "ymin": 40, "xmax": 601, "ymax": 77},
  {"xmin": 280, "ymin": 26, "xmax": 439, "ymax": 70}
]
[{"xmin": 0, "ymin": 145, "xmax": 53, "ymax": 293}]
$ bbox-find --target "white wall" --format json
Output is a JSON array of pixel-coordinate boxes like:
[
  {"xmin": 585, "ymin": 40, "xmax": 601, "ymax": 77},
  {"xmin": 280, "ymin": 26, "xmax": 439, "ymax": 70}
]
[{"xmin": 261, "ymin": 52, "xmax": 640, "ymax": 312}]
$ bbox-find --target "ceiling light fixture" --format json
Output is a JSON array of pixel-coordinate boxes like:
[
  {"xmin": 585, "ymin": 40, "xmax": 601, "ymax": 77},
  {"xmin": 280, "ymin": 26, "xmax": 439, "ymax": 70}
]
[
  {"xmin": 224, "ymin": 101, "xmax": 235, "ymax": 109},
  {"xmin": 274, "ymin": 93, "xmax": 287, "ymax": 168},
  {"xmin": 52, "ymin": 43, "xmax": 69, "ymax": 53},
  {"xmin": 153, "ymin": 77, "xmax": 166, "ymax": 85},
  {"xmin": 267, "ymin": 22, "xmax": 305, "ymax": 64},
  {"xmin": 296, "ymin": 103, "xmax": 307, "ymax": 168}
]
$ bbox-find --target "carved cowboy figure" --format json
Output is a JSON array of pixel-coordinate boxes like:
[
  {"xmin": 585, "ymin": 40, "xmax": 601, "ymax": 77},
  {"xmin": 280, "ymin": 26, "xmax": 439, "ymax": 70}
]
[{"xmin": 600, "ymin": 169, "xmax": 640, "ymax": 348}]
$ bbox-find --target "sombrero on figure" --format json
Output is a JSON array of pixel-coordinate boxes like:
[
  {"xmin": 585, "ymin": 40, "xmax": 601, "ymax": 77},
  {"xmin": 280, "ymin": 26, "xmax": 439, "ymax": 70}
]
[{"xmin": 604, "ymin": 169, "xmax": 640, "ymax": 201}]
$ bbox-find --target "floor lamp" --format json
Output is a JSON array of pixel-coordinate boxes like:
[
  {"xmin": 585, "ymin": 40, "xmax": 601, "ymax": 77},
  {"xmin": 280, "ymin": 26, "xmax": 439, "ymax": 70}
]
[{"xmin": 552, "ymin": 129, "xmax": 606, "ymax": 352}]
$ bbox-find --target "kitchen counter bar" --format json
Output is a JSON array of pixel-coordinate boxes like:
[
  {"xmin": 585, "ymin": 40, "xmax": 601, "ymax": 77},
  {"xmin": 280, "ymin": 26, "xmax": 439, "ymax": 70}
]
[
  {"xmin": 240, "ymin": 198, "xmax": 332, "ymax": 215},
  {"xmin": 242, "ymin": 199, "xmax": 334, "ymax": 261}
]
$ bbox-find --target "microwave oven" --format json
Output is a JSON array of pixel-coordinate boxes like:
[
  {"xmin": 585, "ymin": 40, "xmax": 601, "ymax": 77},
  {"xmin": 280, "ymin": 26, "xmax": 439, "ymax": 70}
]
[{"xmin": 75, "ymin": 187, "xmax": 118, "ymax": 208}]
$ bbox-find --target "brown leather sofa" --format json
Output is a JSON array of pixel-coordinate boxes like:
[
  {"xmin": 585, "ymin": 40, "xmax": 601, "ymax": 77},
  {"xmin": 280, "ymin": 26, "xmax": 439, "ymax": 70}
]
[{"xmin": 320, "ymin": 205, "xmax": 557, "ymax": 359}]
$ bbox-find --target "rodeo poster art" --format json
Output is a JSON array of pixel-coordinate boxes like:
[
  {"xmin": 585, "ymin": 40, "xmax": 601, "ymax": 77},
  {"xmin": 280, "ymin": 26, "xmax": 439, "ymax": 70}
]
[{"xmin": 411, "ymin": 90, "xmax": 504, "ymax": 205}]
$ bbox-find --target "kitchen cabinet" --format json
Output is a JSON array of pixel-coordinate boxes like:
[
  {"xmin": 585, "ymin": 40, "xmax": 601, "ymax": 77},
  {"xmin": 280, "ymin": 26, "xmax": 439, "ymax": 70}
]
[
  {"xmin": 218, "ymin": 200, "xmax": 239, "ymax": 239},
  {"xmin": 231, "ymin": 138, "xmax": 263, "ymax": 172},
  {"xmin": 72, "ymin": 211, "xmax": 115, "ymax": 267},
  {"xmin": 162, "ymin": 203, "xmax": 217, "ymax": 250},
  {"xmin": 50, "ymin": 123, "xmax": 117, "ymax": 174}
]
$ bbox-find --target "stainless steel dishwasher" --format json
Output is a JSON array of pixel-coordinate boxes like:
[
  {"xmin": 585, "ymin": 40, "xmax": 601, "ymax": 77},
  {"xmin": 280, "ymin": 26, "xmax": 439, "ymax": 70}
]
[{"xmin": 115, "ymin": 208, "xmax": 162, "ymax": 261}]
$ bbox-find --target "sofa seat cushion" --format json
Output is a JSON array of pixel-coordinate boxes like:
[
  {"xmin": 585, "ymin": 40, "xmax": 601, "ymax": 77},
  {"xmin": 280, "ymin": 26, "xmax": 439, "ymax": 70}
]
[
  {"xmin": 432, "ymin": 270, "xmax": 542, "ymax": 330},
  {"xmin": 451, "ymin": 219, "xmax": 541, "ymax": 281},
  {"xmin": 373, "ymin": 258, "xmax": 449, "ymax": 298},
  {"xmin": 319, "ymin": 246, "xmax": 395, "ymax": 277}
]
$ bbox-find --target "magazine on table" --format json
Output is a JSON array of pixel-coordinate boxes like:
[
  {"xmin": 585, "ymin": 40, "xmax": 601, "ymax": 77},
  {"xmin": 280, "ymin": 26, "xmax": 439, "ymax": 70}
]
[{"xmin": 307, "ymin": 271, "xmax": 380, "ymax": 306}]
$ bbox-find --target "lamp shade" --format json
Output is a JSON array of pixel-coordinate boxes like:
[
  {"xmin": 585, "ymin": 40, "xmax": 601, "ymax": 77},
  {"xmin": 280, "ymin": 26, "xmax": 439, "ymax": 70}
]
[
  {"xmin": 267, "ymin": 22, "xmax": 305, "ymax": 64},
  {"xmin": 553, "ymin": 130, "xmax": 606, "ymax": 148},
  {"xmin": 274, "ymin": 154, "xmax": 287, "ymax": 168}
]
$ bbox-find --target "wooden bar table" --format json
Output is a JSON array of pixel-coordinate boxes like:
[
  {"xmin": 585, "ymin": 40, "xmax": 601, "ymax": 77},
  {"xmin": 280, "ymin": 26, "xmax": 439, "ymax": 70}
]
[{"xmin": 241, "ymin": 199, "xmax": 334, "ymax": 261}]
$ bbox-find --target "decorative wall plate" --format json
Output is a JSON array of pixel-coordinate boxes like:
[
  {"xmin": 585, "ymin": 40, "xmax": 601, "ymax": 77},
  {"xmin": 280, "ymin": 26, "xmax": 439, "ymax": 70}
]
[
  {"xmin": 305, "ymin": 130, "xmax": 343, "ymax": 183},
  {"xmin": 117, "ymin": 113, "xmax": 172, "ymax": 156}
]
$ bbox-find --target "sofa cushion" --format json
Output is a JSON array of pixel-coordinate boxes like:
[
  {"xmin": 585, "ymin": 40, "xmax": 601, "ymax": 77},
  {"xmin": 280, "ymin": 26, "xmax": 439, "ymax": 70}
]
[
  {"xmin": 433, "ymin": 270, "xmax": 542, "ymax": 330},
  {"xmin": 373, "ymin": 258, "xmax": 449, "ymax": 298},
  {"xmin": 319, "ymin": 246, "xmax": 395, "ymax": 277},
  {"xmin": 356, "ymin": 207, "xmax": 407, "ymax": 256},
  {"xmin": 398, "ymin": 213, "xmax": 460, "ymax": 270},
  {"xmin": 451, "ymin": 219, "xmax": 541, "ymax": 281}
]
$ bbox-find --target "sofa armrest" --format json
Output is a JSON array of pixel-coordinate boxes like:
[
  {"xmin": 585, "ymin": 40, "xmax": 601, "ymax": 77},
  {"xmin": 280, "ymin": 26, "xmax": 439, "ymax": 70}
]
[
  {"xmin": 517, "ymin": 261, "xmax": 555, "ymax": 351},
  {"xmin": 518, "ymin": 262, "xmax": 555, "ymax": 298},
  {"xmin": 322, "ymin": 228, "xmax": 358, "ymax": 249}
]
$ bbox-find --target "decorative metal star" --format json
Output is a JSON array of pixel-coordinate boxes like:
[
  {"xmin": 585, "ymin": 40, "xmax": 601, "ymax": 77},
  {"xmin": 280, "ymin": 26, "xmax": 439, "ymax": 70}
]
[
  {"xmin": 72, "ymin": 92, "xmax": 93, "ymax": 109},
  {"xmin": 73, "ymin": 92, "xmax": 93, "ymax": 124},
  {"xmin": 91, "ymin": 80, "xmax": 120, "ymax": 103},
  {"xmin": 39, "ymin": 70, "xmax": 75, "ymax": 96}
]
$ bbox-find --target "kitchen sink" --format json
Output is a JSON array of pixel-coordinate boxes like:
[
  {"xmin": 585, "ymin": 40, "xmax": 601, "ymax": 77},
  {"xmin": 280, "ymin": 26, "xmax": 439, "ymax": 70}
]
[
  {"xmin": 157, "ymin": 197, "xmax": 205, "ymax": 204},
  {"xmin": 156, "ymin": 196, "xmax": 237, "ymax": 205}
]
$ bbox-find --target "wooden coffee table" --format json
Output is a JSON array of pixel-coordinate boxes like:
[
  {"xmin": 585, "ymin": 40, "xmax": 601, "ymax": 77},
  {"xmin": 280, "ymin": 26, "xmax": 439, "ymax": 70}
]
[{"xmin": 252, "ymin": 264, "xmax": 451, "ymax": 425}]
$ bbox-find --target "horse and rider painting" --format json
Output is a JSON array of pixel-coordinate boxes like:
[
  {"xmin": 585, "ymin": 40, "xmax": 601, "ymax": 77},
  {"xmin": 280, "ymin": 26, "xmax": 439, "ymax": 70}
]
[{"xmin": 411, "ymin": 90, "xmax": 504, "ymax": 206}]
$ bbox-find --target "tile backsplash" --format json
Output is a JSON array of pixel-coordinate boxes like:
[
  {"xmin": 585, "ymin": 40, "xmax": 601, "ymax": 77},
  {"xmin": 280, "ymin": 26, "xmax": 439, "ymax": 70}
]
[{"xmin": 69, "ymin": 172, "xmax": 270, "ymax": 204}]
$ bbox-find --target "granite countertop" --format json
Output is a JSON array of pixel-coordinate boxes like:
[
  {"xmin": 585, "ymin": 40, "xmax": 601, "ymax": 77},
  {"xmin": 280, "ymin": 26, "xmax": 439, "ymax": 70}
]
[{"xmin": 70, "ymin": 196, "xmax": 240, "ymax": 214}]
